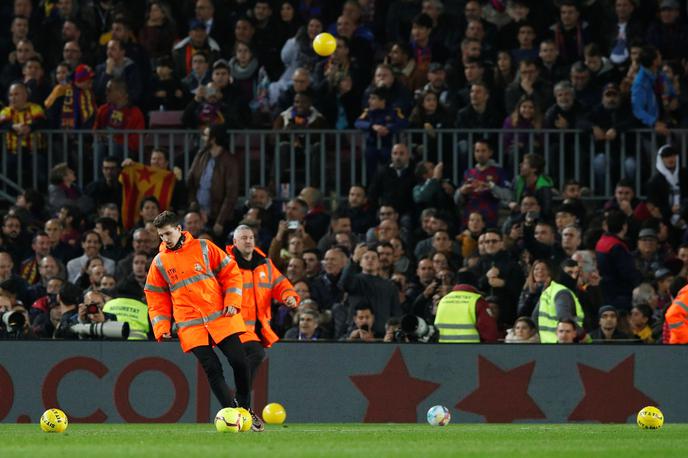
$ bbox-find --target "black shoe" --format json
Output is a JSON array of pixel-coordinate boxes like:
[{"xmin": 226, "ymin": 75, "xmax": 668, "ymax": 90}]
[{"xmin": 249, "ymin": 409, "xmax": 264, "ymax": 432}]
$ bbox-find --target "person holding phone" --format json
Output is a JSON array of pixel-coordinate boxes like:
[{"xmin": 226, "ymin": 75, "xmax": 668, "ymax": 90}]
[{"xmin": 346, "ymin": 303, "xmax": 376, "ymax": 341}]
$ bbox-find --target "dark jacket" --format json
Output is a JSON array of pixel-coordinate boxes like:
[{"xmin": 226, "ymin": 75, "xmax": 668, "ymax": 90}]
[
  {"xmin": 595, "ymin": 233, "xmax": 643, "ymax": 311},
  {"xmin": 368, "ymin": 164, "xmax": 416, "ymax": 216},
  {"xmin": 186, "ymin": 148, "xmax": 239, "ymax": 227}
]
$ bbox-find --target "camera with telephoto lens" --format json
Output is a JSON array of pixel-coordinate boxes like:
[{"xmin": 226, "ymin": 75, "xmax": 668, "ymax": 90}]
[
  {"xmin": 1, "ymin": 310, "xmax": 26, "ymax": 335},
  {"xmin": 70, "ymin": 321, "xmax": 130, "ymax": 339},
  {"xmin": 394, "ymin": 314, "xmax": 436, "ymax": 343}
]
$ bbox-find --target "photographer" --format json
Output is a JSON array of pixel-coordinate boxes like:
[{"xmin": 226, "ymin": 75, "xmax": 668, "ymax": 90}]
[
  {"xmin": 0, "ymin": 293, "xmax": 35, "ymax": 339},
  {"xmin": 77, "ymin": 290, "xmax": 117, "ymax": 329}
]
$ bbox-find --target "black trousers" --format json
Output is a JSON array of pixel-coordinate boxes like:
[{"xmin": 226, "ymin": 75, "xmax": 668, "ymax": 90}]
[
  {"xmin": 191, "ymin": 334, "xmax": 251, "ymax": 409},
  {"xmin": 243, "ymin": 340, "xmax": 266, "ymax": 384}
]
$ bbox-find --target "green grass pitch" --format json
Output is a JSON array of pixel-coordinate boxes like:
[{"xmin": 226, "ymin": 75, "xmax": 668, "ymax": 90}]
[{"xmin": 4, "ymin": 423, "xmax": 688, "ymax": 457}]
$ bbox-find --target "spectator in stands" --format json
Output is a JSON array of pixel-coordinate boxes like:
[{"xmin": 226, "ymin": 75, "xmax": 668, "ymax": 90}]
[
  {"xmin": 2, "ymin": 214, "xmax": 31, "ymax": 265},
  {"xmin": 75, "ymin": 257, "xmax": 106, "ymax": 292},
  {"xmin": 413, "ymin": 161, "xmax": 455, "ymax": 213},
  {"xmin": 187, "ymin": 124, "xmax": 238, "ymax": 238},
  {"xmin": 631, "ymin": 45, "xmax": 672, "ymax": 137},
  {"xmin": 209, "ymin": 59, "xmax": 251, "ymax": 128},
  {"xmin": 629, "ymin": 303, "xmax": 655, "ymax": 343},
  {"xmin": 596, "ymin": 209, "xmax": 643, "ymax": 312},
  {"xmin": 94, "ymin": 39, "xmax": 142, "ymax": 105},
  {"xmin": 589, "ymin": 305, "xmax": 631, "ymax": 342},
  {"xmin": 66, "ymin": 230, "xmax": 115, "ymax": 282},
  {"xmin": 455, "ymin": 140, "xmax": 510, "ymax": 227},
  {"xmin": 605, "ymin": 0, "xmax": 644, "ymax": 66},
  {"xmin": 494, "ymin": 50, "xmax": 515, "ymax": 94},
  {"xmin": 567, "ymin": 61, "xmax": 597, "ymax": 111},
  {"xmin": 544, "ymin": 79, "xmax": 584, "ymax": 133},
  {"xmin": 93, "ymin": 78, "xmax": 145, "ymax": 160},
  {"xmin": 172, "ymin": 19, "xmax": 220, "ymax": 79},
  {"xmin": 19, "ymin": 232, "xmax": 51, "ymax": 286},
  {"xmin": 386, "ymin": 41, "xmax": 425, "ymax": 93},
  {"xmin": 452, "ymin": 58, "xmax": 488, "ymax": 114},
  {"xmin": 502, "ymin": 96, "xmax": 543, "ymax": 167},
  {"xmin": 342, "ymin": 302, "xmax": 377, "ymax": 341},
  {"xmin": 194, "ymin": 0, "xmax": 230, "ymax": 50},
  {"xmin": 94, "ymin": 217, "xmax": 123, "ymax": 262},
  {"xmin": 26, "ymin": 254, "xmax": 63, "ymax": 306},
  {"xmin": 0, "ymin": 16, "xmax": 29, "ymax": 69},
  {"xmin": 368, "ymin": 143, "xmax": 416, "ymax": 224},
  {"xmin": 555, "ymin": 319, "xmax": 579, "ymax": 344},
  {"xmin": 310, "ymin": 246, "xmax": 348, "ymax": 311},
  {"xmin": 549, "ymin": 1, "xmax": 591, "ymax": 66},
  {"xmin": 47, "ymin": 162, "xmax": 93, "ymax": 216},
  {"xmin": 44, "ymin": 63, "xmax": 97, "ymax": 130},
  {"xmin": 474, "ymin": 228, "xmax": 525, "ymax": 328},
  {"xmin": 356, "ymin": 87, "xmax": 408, "ymax": 174},
  {"xmin": 510, "ymin": 153, "xmax": 553, "ymax": 217},
  {"xmin": 302, "ymin": 249, "xmax": 321, "ymax": 280},
  {"xmin": 584, "ymin": 44, "xmax": 619, "ymax": 92},
  {"xmin": 61, "ymin": 40, "xmax": 83, "ymax": 71},
  {"xmin": 0, "ymin": 39, "xmax": 36, "ymax": 96},
  {"xmin": 646, "ymin": 0, "xmax": 688, "ymax": 62},
  {"xmin": 297, "ymin": 187, "xmax": 331, "ymax": 242},
  {"xmin": 510, "ymin": 22, "xmax": 538, "ymax": 66},
  {"xmin": 137, "ymin": 1, "xmax": 176, "ymax": 61},
  {"xmin": 317, "ymin": 210, "xmax": 356, "ymax": 253},
  {"xmin": 561, "ymin": 224, "xmax": 583, "ymax": 258},
  {"xmin": 44, "ymin": 218, "xmax": 77, "ymax": 265},
  {"xmin": 409, "ymin": 90, "xmax": 451, "ymax": 162},
  {"xmin": 340, "ymin": 185, "xmax": 376, "ymax": 237},
  {"xmin": 149, "ymin": 56, "xmax": 186, "ymax": 111},
  {"xmin": 455, "ymin": 82, "xmax": 502, "ymax": 131},
  {"xmin": 340, "ymin": 244, "xmax": 400, "ymax": 337},
  {"xmin": 363, "ymin": 63, "xmax": 414, "ymax": 117},
  {"xmin": 0, "ymin": 81, "xmax": 46, "ymax": 167},
  {"xmin": 633, "ymin": 228, "xmax": 663, "ymax": 282},
  {"xmin": 273, "ymin": 89, "xmax": 328, "ymax": 142},
  {"xmin": 537, "ymin": 39, "xmax": 568, "ymax": 85},
  {"xmin": 456, "ymin": 211, "xmax": 483, "ymax": 259},
  {"xmin": 181, "ymin": 51, "xmax": 211, "ymax": 95},
  {"xmin": 85, "ymin": 156, "xmax": 121, "ymax": 210},
  {"xmin": 182, "ymin": 81, "xmax": 228, "ymax": 130},
  {"xmin": 22, "ymin": 56, "xmax": 50, "ymax": 106},
  {"xmin": 116, "ymin": 228, "xmax": 156, "ymax": 280},
  {"xmin": 505, "ymin": 316, "xmax": 540, "ymax": 343},
  {"xmin": 504, "ymin": 59, "xmax": 553, "ymax": 115},
  {"xmin": 647, "ymin": 145, "xmax": 688, "ymax": 230},
  {"xmin": 284, "ymin": 308, "xmax": 322, "ymax": 340},
  {"xmin": 183, "ymin": 211, "xmax": 205, "ymax": 237}
]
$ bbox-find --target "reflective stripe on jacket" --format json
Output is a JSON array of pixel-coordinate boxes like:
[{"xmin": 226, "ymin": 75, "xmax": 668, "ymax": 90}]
[
  {"xmin": 144, "ymin": 232, "xmax": 245, "ymax": 352},
  {"xmin": 227, "ymin": 245, "xmax": 299, "ymax": 348},
  {"xmin": 666, "ymin": 286, "xmax": 688, "ymax": 344},
  {"xmin": 537, "ymin": 281, "xmax": 584, "ymax": 344},
  {"xmin": 434, "ymin": 291, "xmax": 480, "ymax": 343}
]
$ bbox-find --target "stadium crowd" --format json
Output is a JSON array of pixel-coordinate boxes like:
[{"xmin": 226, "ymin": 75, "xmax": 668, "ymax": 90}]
[{"xmin": 2, "ymin": 0, "xmax": 688, "ymax": 344}]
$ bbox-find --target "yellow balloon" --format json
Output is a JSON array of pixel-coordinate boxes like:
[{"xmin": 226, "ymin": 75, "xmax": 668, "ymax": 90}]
[
  {"xmin": 262, "ymin": 402, "xmax": 287, "ymax": 425},
  {"xmin": 313, "ymin": 33, "xmax": 337, "ymax": 57}
]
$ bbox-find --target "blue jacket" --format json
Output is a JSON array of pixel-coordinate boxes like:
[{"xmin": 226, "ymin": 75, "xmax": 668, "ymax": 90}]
[
  {"xmin": 631, "ymin": 66, "xmax": 675, "ymax": 127},
  {"xmin": 355, "ymin": 107, "xmax": 407, "ymax": 151}
]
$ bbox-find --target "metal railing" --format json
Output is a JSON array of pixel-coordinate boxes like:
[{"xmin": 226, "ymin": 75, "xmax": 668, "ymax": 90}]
[{"xmin": 1, "ymin": 127, "xmax": 680, "ymax": 203}]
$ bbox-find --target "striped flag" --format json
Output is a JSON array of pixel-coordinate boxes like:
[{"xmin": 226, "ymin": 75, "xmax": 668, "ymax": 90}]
[{"xmin": 119, "ymin": 163, "xmax": 176, "ymax": 229}]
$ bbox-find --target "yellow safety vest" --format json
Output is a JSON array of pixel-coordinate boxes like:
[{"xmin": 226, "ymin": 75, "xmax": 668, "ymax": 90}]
[
  {"xmin": 537, "ymin": 281, "xmax": 584, "ymax": 344},
  {"xmin": 103, "ymin": 297, "xmax": 150, "ymax": 340},
  {"xmin": 434, "ymin": 291, "xmax": 481, "ymax": 343}
]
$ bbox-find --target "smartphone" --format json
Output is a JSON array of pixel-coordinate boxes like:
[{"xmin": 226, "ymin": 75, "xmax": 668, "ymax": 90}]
[
  {"xmin": 360, "ymin": 324, "xmax": 370, "ymax": 332},
  {"xmin": 287, "ymin": 220, "xmax": 300, "ymax": 230}
]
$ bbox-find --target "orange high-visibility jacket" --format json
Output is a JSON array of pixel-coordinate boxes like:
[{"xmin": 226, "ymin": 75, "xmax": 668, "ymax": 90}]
[
  {"xmin": 227, "ymin": 245, "xmax": 300, "ymax": 347},
  {"xmin": 666, "ymin": 285, "xmax": 688, "ymax": 344},
  {"xmin": 145, "ymin": 232, "xmax": 245, "ymax": 352}
]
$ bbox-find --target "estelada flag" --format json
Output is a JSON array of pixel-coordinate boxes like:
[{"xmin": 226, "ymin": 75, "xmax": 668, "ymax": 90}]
[{"xmin": 119, "ymin": 163, "xmax": 176, "ymax": 229}]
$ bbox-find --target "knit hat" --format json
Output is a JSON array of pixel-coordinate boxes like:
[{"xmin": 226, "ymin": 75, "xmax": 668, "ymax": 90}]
[{"xmin": 73, "ymin": 64, "xmax": 94, "ymax": 83}]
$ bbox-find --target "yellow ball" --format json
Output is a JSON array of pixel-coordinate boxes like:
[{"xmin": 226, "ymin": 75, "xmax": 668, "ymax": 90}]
[
  {"xmin": 214, "ymin": 407, "xmax": 243, "ymax": 433},
  {"xmin": 40, "ymin": 408, "xmax": 68, "ymax": 433},
  {"xmin": 313, "ymin": 33, "xmax": 337, "ymax": 57},
  {"xmin": 637, "ymin": 406, "xmax": 664, "ymax": 430},
  {"xmin": 236, "ymin": 407, "xmax": 252, "ymax": 432},
  {"xmin": 262, "ymin": 402, "xmax": 287, "ymax": 425}
]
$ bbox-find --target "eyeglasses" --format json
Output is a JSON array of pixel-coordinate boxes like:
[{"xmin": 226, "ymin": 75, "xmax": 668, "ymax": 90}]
[{"xmin": 483, "ymin": 239, "xmax": 500, "ymax": 244}]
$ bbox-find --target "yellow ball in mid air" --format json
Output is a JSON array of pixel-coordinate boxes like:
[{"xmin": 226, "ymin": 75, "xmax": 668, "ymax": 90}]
[
  {"xmin": 637, "ymin": 406, "xmax": 664, "ymax": 430},
  {"xmin": 40, "ymin": 408, "xmax": 69, "ymax": 433},
  {"xmin": 313, "ymin": 33, "xmax": 337, "ymax": 56},
  {"xmin": 262, "ymin": 402, "xmax": 287, "ymax": 425}
]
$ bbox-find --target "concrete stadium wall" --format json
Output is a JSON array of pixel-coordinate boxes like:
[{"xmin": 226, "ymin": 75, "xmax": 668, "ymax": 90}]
[{"xmin": 1, "ymin": 342, "xmax": 684, "ymax": 424}]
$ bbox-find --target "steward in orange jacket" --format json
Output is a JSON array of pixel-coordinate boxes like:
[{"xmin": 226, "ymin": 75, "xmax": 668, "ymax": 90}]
[
  {"xmin": 144, "ymin": 212, "xmax": 261, "ymax": 430},
  {"xmin": 666, "ymin": 284, "xmax": 688, "ymax": 344},
  {"xmin": 228, "ymin": 225, "xmax": 300, "ymax": 379}
]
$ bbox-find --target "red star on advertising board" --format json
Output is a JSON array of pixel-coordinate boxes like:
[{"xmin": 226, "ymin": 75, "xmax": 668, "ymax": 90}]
[
  {"xmin": 350, "ymin": 348, "xmax": 440, "ymax": 422},
  {"xmin": 456, "ymin": 356, "xmax": 546, "ymax": 422},
  {"xmin": 138, "ymin": 166, "xmax": 154, "ymax": 183},
  {"xmin": 568, "ymin": 355, "xmax": 656, "ymax": 422}
]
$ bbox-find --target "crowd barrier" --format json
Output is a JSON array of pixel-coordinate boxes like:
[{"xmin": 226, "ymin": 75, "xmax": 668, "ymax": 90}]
[{"xmin": 1, "ymin": 127, "xmax": 682, "ymax": 204}]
